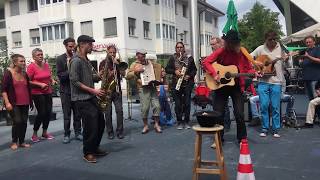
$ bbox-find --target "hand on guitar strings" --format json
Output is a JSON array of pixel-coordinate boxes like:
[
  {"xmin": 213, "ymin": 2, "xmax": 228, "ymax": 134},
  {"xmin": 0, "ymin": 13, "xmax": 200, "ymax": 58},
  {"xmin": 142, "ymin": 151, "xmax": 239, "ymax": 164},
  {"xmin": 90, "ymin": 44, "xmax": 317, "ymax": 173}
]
[{"xmin": 213, "ymin": 74, "xmax": 221, "ymax": 84}]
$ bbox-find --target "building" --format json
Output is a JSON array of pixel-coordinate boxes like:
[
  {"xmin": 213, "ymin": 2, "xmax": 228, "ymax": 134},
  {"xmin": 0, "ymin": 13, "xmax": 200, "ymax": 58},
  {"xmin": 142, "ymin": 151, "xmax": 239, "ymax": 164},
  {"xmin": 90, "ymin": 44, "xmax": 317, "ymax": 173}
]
[
  {"xmin": 273, "ymin": 0, "xmax": 319, "ymax": 36},
  {"xmin": 0, "ymin": 2, "xmax": 6, "ymax": 56},
  {"xmin": 3, "ymin": 0, "xmax": 223, "ymax": 64}
]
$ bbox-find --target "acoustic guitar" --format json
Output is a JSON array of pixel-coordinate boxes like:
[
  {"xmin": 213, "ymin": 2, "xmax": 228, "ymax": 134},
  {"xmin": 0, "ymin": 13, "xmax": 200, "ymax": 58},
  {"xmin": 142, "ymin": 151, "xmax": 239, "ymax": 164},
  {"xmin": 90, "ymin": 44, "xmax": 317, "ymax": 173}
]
[
  {"xmin": 254, "ymin": 55, "xmax": 284, "ymax": 74},
  {"xmin": 205, "ymin": 63, "xmax": 256, "ymax": 90}
]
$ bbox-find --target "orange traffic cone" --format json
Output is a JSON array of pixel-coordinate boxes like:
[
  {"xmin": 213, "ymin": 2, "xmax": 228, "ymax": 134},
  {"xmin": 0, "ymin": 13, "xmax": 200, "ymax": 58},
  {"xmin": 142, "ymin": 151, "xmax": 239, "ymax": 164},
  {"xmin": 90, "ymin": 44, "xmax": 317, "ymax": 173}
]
[{"xmin": 237, "ymin": 139, "xmax": 255, "ymax": 180}]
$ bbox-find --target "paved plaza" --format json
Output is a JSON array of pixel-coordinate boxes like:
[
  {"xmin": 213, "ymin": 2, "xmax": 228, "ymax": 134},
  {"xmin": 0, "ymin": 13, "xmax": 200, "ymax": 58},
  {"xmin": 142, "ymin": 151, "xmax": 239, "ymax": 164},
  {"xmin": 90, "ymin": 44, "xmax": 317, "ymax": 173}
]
[{"xmin": 0, "ymin": 95, "xmax": 319, "ymax": 180}]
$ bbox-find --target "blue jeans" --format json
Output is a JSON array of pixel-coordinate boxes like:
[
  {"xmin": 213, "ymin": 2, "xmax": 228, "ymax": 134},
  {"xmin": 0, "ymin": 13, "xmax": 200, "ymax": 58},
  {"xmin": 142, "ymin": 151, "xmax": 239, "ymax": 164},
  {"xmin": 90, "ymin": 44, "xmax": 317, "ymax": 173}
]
[
  {"xmin": 250, "ymin": 94, "xmax": 295, "ymax": 118},
  {"xmin": 257, "ymin": 82, "xmax": 281, "ymax": 133},
  {"xmin": 249, "ymin": 95, "xmax": 260, "ymax": 118},
  {"xmin": 281, "ymin": 94, "xmax": 295, "ymax": 117}
]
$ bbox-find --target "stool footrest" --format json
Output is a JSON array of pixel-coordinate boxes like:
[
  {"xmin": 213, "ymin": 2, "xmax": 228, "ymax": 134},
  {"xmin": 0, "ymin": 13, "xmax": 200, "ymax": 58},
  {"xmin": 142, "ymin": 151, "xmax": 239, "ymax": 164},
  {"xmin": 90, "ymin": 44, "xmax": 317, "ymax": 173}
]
[
  {"xmin": 201, "ymin": 160, "xmax": 219, "ymax": 166},
  {"xmin": 195, "ymin": 168, "xmax": 222, "ymax": 174}
]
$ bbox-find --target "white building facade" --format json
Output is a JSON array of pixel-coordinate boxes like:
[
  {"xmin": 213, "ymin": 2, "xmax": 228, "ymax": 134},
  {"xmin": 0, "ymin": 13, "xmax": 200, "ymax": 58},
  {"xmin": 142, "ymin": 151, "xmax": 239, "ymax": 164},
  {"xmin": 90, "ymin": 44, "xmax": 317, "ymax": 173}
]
[{"xmin": 4, "ymin": 0, "xmax": 223, "ymax": 63}]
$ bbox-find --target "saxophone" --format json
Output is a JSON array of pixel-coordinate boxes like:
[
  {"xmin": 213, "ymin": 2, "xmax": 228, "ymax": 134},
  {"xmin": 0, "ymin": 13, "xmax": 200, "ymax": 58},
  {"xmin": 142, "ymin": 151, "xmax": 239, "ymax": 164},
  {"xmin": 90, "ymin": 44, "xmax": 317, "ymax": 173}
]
[
  {"xmin": 98, "ymin": 53, "xmax": 128, "ymax": 111},
  {"xmin": 175, "ymin": 52, "xmax": 188, "ymax": 91}
]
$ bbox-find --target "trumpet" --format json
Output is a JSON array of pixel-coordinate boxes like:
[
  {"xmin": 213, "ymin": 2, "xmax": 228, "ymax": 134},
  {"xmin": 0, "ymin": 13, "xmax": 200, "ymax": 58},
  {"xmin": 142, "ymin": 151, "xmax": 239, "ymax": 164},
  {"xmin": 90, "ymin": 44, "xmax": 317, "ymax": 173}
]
[{"xmin": 175, "ymin": 52, "xmax": 188, "ymax": 91}]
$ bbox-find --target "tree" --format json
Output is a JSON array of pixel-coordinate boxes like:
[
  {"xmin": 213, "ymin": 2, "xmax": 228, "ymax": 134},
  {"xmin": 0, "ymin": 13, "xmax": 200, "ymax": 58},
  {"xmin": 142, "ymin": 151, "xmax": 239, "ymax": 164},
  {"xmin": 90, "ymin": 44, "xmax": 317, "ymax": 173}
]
[{"xmin": 238, "ymin": 2, "xmax": 284, "ymax": 52}]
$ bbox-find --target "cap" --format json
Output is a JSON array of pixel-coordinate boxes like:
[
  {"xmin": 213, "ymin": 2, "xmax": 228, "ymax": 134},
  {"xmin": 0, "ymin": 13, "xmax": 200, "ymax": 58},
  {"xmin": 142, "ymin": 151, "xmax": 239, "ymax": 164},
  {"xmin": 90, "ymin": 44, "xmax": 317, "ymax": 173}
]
[
  {"xmin": 136, "ymin": 49, "xmax": 147, "ymax": 55},
  {"xmin": 77, "ymin": 35, "xmax": 95, "ymax": 43}
]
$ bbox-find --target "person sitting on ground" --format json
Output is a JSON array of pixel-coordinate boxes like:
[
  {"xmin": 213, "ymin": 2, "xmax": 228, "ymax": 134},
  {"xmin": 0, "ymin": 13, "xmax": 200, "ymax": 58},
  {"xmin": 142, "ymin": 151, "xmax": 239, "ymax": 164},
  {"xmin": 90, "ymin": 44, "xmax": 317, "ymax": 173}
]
[{"xmin": 304, "ymin": 81, "xmax": 320, "ymax": 128}]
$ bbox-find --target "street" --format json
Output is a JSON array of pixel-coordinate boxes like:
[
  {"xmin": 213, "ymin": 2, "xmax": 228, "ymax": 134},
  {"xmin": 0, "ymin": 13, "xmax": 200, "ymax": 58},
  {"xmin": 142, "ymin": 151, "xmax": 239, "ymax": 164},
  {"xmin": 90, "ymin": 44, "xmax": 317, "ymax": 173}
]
[{"xmin": 0, "ymin": 95, "xmax": 319, "ymax": 180}]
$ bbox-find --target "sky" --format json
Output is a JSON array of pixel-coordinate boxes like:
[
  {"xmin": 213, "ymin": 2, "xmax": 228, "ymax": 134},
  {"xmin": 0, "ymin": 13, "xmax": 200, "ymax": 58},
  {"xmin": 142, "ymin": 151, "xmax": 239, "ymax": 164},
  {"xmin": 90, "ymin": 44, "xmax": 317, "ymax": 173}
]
[{"xmin": 207, "ymin": 0, "xmax": 287, "ymax": 36}]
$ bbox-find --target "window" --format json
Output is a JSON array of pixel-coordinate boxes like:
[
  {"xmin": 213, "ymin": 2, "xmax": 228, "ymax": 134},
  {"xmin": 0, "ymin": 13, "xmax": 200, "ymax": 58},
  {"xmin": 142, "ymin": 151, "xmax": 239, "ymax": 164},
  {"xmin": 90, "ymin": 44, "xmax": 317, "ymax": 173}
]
[
  {"xmin": 28, "ymin": 0, "xmax": 38, "ymax": 12},
  {"xmin": 54, "ymin": 24, "xmax": 66, "ymax": 39},
  {"xmin": 10, "ymin": 0, "xmax": 20, "ymax": 16},
  {"xmin": 214, "ymin": 17, "xmax": 218, "ymax": 28},
  {"xmin": 40, "ymin": 0, "xmax": 45, "ymax": 5},
  {"xmin": 182, "ymin": 4, "xmax": 187, "ymax": 18},
  {"xmin": 176, "ymin": 28, "xmax": 178, "ymax": 41},
  {"xmin": 155, "ymin": 0, "xmax": 159, "ymax": 5},
  {"xmin": 53, "ymin": 0, "xmax": 63, "ymax": 3},
  {"xmin": 67, "ymin": 22, "xmax": 74, "ymax": 38},
  {"xmin": 12, "ymin": 31, "xmax": 22, "ymax": 47},
  {"xmin": 104, "ymin": 17, "xmax": 117, "ymax": 37},
  {"xmin": 184, "ymin": 31, "xmax": 187, "ymax": 43},
  {"xmin": 0, "ymin": 8, "xmax": 4, "ymax": 19},
  {"xmin": 48, "ymin": 26, "xmax": 53, "ymax": 40},
  {"xmin": 79, "ymin": 0, "xmax": 91, "ymax": 4},
  {"xmin": 200, "ymin": 34, "xmax": 204, "ymax": 45},
  {"xmin": 30, "ymin": 29, "xmax": 40, "ymax": 45},
  {"xmin": 205, "ymin": 13, "xmax": 213, "ymax": 24},
  {"xmin": 143, "ymin": 21, "xmax": 150, "ymax": 38},
  {"xmin": 175, "ymin": 0, "xmax": 178, "ymax": 14},
  {"xmin": 81, "ymin": 21, "xmax": 93, "ymax": 37},
  {"xmin": 156, "ymin": 24, "xmax": 160, "ymax": 38},
  {"xmin": 142, "ymin": 0, "xmax": 148, "ymax": 4},
  {"xmin": 46, "ymin": 0, "xmax": 51, "ymax": 4},
  {"xmin": 42, "ymin": 27, "xmax": 47, "ymax": 41},
  {"xmin": 128, "ymin": 18, "xmax": 136, "ymax": 36},
  {"xmin": 169, "ymin": 26, "xmax": 175, "ymax": 40}
]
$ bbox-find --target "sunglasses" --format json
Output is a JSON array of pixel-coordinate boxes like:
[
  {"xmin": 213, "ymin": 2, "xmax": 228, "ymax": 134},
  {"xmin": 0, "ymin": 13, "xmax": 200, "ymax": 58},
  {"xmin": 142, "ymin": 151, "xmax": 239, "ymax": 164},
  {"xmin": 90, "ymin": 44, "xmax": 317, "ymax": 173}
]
[{"xmin": 268, "ymin": 38, "xmax": 277, "ymax": 41}]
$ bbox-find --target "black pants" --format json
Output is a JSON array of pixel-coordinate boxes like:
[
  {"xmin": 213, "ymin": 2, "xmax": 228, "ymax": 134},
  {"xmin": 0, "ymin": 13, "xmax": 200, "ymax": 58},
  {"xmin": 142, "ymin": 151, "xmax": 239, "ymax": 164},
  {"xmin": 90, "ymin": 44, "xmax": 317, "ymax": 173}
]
[
  {"xmin": 75, "ymin": 98, "xmax": 105, "ymax": 155},
  {"xmin": 105, "ymin": 92, "xmax": 123, "ymax": 134},
  {"xmin": 173, "ymin": 82, "xmax": 194, "ymax": 123},
  {"xmin": 10, "ymin": 105, "xmax": 29, "ymax": 144},
  {"xmin": 32, "ymin": 94, "xmax": 52, "ymax": 132},
  {"xmin": 213, "ymin": 85, "xmax": 247, "ymax": 141},
  {"xmin": 60, "ymin": 93, "xmax": 82, "ymax": 136}
]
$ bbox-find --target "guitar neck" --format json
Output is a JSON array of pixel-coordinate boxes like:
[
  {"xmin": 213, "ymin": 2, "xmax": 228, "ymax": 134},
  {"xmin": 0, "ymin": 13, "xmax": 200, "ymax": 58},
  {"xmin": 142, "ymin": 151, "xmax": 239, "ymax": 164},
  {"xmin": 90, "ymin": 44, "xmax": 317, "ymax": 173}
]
[{"xmin": 231, "ymin": 73, "xmax": 255, "ymax": 78}]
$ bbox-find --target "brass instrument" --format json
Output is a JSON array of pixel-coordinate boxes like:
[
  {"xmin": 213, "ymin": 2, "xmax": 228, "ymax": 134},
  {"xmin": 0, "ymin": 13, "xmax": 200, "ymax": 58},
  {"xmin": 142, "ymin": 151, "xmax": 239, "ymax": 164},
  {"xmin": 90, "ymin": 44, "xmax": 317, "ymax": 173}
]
[
  {"xmin": 175, "ymin": 52, "xmax": 188, "ymax": 90},
  {"xmin": 98, "ymin": 52, "xmax": 128, "ymax": 111}
]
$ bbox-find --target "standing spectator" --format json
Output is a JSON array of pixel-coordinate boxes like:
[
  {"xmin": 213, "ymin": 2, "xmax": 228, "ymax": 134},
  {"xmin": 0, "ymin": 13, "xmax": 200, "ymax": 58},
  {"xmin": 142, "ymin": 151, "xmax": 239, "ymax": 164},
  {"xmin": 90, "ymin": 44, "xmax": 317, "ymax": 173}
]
[
  {"xmin": 27, "ymin": 48, "xmax": 55, "ymax": 142},
  {"xmin": 56, "ymin": 38, "xmax": 82, "ymax": 144},
  {"xmin": 2, "ymin": 54, "xmax": 33, "ymax": 150},
  {"xmin": 302, "ymin": 36, "xmax": 320, "ymax": 119}
]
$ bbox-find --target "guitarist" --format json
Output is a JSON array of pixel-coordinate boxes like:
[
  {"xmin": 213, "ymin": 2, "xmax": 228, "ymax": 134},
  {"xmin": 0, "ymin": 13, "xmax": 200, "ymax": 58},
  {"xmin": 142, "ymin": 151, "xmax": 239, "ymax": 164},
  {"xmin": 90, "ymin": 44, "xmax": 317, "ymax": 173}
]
[
  {"xmin": 250, "ymin": 30, "xmax": 287, "ymax": 138},
  {"xmin": 202, "ymin": 30, "xmax": 258, "ymax": 144}
]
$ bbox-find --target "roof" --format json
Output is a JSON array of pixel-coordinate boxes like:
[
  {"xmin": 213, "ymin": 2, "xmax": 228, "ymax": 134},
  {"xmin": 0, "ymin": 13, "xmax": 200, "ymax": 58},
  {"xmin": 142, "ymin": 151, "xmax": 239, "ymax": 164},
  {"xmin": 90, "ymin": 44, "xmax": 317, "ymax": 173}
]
[{"xmin": 198, "ymin": 0, "xmax": 225, "ymax": 17}]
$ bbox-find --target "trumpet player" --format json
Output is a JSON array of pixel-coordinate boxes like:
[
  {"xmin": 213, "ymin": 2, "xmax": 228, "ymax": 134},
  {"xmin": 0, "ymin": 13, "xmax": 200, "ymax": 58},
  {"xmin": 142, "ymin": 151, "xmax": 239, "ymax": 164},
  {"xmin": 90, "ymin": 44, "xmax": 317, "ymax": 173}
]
[
  {"xmin": 69, "ymin": 35, "xmax": 108, "ymax": 163},
  {"xmin": 165, "ymin": 42, "xmax": 197, "ymax": 130},
  {"xmin": 98, "ymin": 44, "xmax": 125, "ymax": 139},
  {"xmin": 126, "ymin": 49, "xmax": 162, "ymax": 134}
]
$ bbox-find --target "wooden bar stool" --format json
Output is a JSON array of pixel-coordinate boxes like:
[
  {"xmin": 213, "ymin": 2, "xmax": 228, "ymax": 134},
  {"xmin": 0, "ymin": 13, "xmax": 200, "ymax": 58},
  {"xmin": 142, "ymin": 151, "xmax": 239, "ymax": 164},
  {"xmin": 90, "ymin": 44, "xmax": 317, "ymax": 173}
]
[{"xmin": 192, "ymin": 125, "xmax": 227, "ymax": 180}]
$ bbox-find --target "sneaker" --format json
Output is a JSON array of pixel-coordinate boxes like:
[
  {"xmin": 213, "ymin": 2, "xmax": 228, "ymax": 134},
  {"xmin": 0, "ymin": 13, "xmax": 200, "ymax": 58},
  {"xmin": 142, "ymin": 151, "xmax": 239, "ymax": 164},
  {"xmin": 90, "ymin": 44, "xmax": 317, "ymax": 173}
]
[
  {"xmin": 31, "ymin": 135, "xmax": 40, "ymax": 143},
  {"xmin": 259, "ymin": 132, "xmax": 267, "ymax": 137},
  {"xmin": 210, "ymin": 143, "xmax": 216, "ymax": 149},
  {"xmin": 75, "ymin": 134, "xmax": 83, "ymax": 141},
  {"xmin": 42, "ymin": 133, "xmax": 54, "ymax": 140},
  {"xmin": 303, "ymin": 123, "xmax": 314, "ymax": 128},
  {"xmin": 273, "ymin": 133, "xmax": 281, "ymax": 138},
  {"xmin": 63, "ymin": 136, "xmax": 71, "ymax": 144},
  {"xmin": 177, "ymin": 123, "xmax": 183, "ymax": 130},
  {"xmin": 184, "ymin": 123, "xmax": 191, "ymax": 129},
  {"xmin": 108, "ymin": 132, "xmax": 115, "ymax": 140},
  {"xmin": 83, "ymin": 154, "xmax": 97, "ymax": 163}
]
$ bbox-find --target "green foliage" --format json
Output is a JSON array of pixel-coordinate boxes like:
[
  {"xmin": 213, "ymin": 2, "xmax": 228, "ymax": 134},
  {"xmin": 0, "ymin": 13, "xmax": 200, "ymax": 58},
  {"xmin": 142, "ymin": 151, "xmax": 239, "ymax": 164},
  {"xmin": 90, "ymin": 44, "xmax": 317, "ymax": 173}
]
[
  {"xmin": 238, "ymin": 2, "xmax": 284, "ymax": 52},
  {"xmin": 46, "ymin": 55, "xmax": 59, "ymax": 96}
]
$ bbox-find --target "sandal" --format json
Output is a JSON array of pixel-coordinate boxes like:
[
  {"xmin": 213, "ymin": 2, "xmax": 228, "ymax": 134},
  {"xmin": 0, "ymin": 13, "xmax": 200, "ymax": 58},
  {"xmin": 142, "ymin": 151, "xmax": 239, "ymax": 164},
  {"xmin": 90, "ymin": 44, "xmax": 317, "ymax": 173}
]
[
  {"xmin": 10, "ymin": 143, "xmax": 18, "ymax": 151},
  {"xmin": 141, "ymin": 126, "xmax": 149, "ymax": 134},
  {"xmin": 154, "ymin": 125, "xmax": 162, "ymax": 133},
  {"xmin": 20, "ymin": 143, "xmax": 31, "ymax": 148}
]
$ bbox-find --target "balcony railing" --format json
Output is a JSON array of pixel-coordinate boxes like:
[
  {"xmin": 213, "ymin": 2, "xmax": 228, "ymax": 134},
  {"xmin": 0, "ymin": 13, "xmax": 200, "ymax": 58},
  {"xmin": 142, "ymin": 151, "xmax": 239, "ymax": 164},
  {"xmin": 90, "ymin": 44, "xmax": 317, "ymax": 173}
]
[{"xmin": 0, "ymin": 20, "xmax": 5, "ymax": 29}]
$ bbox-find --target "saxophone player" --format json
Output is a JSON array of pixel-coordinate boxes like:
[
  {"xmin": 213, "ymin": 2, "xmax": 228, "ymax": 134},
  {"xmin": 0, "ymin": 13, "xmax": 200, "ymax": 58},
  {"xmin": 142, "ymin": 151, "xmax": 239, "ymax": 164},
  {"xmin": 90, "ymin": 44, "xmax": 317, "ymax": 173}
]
[
  {"xmin": 98, "ymin": 44, "xmax": 125, "ymax": 140},
  {"xmin": 126, "ymin": 49, "xmax": 162, "ymax": 134},
  {"xmin": 69, "ymin": 35, "xmax": 108, "ymax": 163},
  {"xmin": 165, "ymin": 42, "xmax": 197, "ymax": 130}
]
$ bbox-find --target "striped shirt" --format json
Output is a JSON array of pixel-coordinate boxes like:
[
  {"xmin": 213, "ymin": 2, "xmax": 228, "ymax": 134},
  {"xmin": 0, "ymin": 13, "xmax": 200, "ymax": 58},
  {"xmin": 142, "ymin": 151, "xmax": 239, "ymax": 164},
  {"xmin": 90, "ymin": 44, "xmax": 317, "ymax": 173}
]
[{"xmin": 69, "ymin": 54, "xmax": 97, "ymax": 101}]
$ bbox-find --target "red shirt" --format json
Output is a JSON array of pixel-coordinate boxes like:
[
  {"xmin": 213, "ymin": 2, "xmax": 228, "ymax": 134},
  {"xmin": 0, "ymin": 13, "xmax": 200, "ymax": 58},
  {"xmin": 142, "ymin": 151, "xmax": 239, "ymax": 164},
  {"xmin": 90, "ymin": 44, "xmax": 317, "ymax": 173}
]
[
  {"xmin": 13, "ymin": 78, "xmax": 30, "ymax": 105},
  {"xmin": 202, "ymin": 47, "xmax": 256, "ymax": 95},
  {"xmin": 27, "ymin": 62, "xmax": 52, "ymax": 95}
]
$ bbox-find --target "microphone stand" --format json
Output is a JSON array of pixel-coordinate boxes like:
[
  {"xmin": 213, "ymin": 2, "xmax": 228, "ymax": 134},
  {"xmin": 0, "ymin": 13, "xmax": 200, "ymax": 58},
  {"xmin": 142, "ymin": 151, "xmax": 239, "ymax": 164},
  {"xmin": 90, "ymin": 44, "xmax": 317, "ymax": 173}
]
[{"xmin": 124, "ymin": 79, "xmax": 138, "ymax": 122}]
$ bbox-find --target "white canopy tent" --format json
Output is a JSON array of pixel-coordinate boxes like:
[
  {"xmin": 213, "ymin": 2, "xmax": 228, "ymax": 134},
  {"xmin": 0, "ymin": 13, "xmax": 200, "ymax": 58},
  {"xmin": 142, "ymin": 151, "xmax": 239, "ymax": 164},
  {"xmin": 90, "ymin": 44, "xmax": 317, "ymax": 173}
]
[{"xmin": 282, "ymin": 23, "xmax": 320, "ymax": 44}]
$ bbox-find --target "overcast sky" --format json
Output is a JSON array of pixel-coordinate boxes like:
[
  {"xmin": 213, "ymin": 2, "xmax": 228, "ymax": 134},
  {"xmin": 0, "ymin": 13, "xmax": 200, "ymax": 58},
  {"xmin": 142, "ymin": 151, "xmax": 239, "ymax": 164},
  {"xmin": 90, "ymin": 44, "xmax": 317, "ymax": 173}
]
[{"xmin": 207, "ymin": 0, "xmax": 286, "ymax": 36}]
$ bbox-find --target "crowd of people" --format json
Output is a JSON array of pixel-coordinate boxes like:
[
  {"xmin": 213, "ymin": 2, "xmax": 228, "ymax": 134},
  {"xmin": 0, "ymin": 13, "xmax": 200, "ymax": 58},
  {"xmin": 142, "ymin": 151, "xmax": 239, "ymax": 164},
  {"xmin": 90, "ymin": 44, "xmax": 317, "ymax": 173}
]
[{"xmin": 1, "ymin": 29, "xmax": 320, "ymax": 163}]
